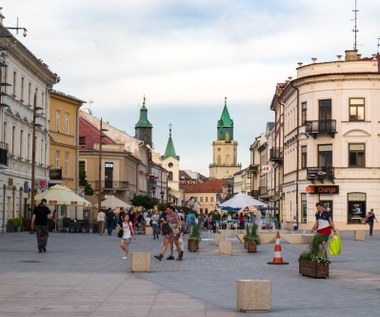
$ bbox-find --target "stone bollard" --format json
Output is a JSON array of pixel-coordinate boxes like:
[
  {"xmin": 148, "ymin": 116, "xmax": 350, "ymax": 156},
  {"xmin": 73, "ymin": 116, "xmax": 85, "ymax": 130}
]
[
  {"xmin": 236, "ymin": 279, "xmax": 271, "ymax": 312},
  {"xmin": 145, "ymin": 226, "xmax": 153, "ymax": 235},
  {"xmin": 354, "ymin": 230, "xmax": 365, "ymax": 241},
  {"xmin": 131, "ymin": 252, "xmax": 151, "ymax": 272},
  {"xmin": 214, "ymin": 233, "xmax": 225, "ymax": 246},
  {"xmin": 219, "ymin": 240, "xmax": 232, "ymax": 256}
]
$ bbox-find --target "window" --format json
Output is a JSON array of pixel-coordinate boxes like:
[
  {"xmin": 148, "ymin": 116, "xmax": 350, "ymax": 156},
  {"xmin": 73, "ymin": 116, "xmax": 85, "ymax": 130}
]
[
  {"xmin": 27, "ymin": 133, "xmax": 31, "ymax": 160},
  {"xmin": 349, "ymin": 98, "xmax": 364, "ymax": 121},
  {"xmin": 11, "ymin": 126, "xmax": 16, "ymax": 155},
  {"xmin": 12, "ymin": 71, "xmax": 16, "ymax": 96},
  {"xmin": 301, "ymin": 102, "xmax": 307, "ymax": 125},
  {"xmin": 55, "ymin": 111, "xmax": 60, "ymax": 132},
  {"xmin": 20, "ymin": 130, "xmax": 23, "ymax": 158},
  {"xmin": 64, "ymin": 113, "xmax": 69, "ymax": 134},
  {"xmin": 64, "ymin": 153, "xmax": 69, "ymax": 177},
  {"xmin": 301, "ymin": 146, "xmax": 307, "ymax": 169},
  {"xmin": 200, "ymin": 196, "xmax": 203, "ymax": 202},
  {"xmin": 301, "ymin": 193, "xmax": 307, "ymax": 223},
  {"xmin": 55, "ymin": 151, "xmax": 60, "ymax": 168},
  {"xmin": 28, "ymin": 83, "xmax": 32, "ymax": 105},
  {"xmin": 318, "ymin": 144, "xmax": 332, "ymax": 167},
  {"xmin": 21, "ymin": 77, "xmax": 24, "ymax": 102},
  {"xmin": 79, "ymin": 136, "xmax": 86, "ymax": 146},
  {"xmin": 349, "ymin": 143, "xmax": 365, "ymax": 167}
]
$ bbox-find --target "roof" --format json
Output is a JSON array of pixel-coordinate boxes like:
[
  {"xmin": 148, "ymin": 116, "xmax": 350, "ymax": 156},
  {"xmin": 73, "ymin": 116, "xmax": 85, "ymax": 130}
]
[
  {"xmin": 162, "ymin": 128, "xmax": 179, "ymax": 160},
  {"xmin": 180, "ymin": 179, "xmax": 225, "ymax": 193},
  {"xmin": 135, "ymin": 97, "xmax": 152, "ymax": 128},
  {"xmin": 79, "ymin": 117, "xmax": 116, "ymax": 149},
  {"xmin": 217, "ymin": 97, "xmax": 233, "ymax": 129}
]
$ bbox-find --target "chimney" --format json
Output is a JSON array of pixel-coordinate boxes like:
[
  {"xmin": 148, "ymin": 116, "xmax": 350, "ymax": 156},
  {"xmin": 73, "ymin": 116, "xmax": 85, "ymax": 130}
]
[{"xmin": 345, "ymin": 50, "xmax": 361, "ymax": 61}]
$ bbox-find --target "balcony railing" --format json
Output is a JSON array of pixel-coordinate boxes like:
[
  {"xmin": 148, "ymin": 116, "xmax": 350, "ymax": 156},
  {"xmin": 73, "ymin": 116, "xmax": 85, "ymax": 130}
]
[
  {"xmin": 0, "ymin": 141, "xmax": 8, "ymax": 167},
  {"xmin": 307, "ymin": 166, "xmax": 335, "ymax": 183},
  {"xmin": 259, "ymin": 186, "xmax": 268, "ymax": 196},
  {"xmin": 305, "ymin": 119, "xmax": 336, "ymax": 138},
  {"xmin": 269, "ymin": 147, "xmax": 283, "ymax": 163},
  {"xmin": 94, "ymin": 181, "xmax": 129, "ymax": 191}
]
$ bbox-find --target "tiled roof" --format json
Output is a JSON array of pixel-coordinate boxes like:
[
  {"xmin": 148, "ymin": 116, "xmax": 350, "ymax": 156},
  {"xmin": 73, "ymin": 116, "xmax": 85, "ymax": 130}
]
[
  {"xmin": 180, "ymin": 178, "xmax": 225, "ymax": 193},
  {"xmin": 79, "ymin": 117, "xmax": 116, "ymax": 149}
]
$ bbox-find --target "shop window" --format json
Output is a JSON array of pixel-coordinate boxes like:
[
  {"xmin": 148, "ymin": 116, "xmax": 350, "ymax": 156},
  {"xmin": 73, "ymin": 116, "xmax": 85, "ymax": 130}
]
[
  {"xmin": 347, "ymin": 192, "xmax": 366, "ymax": 224},
  {"xmin": 301, "ymin": 193, "xmax": 307, "ymax": 223}
]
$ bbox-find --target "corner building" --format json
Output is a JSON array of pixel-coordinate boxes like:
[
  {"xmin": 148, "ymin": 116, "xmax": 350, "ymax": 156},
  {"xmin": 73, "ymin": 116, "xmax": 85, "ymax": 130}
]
[{"xmin": 271, "ymin": 50, "xmax": 380, "ymax": 231}]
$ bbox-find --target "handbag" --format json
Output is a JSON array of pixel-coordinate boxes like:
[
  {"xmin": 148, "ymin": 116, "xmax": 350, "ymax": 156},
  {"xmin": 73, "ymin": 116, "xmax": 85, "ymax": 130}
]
[
  {"xmin": 329, "ymin": 233, "xmax": 341, "ymax": 256},
  {"xmin": 117, "ymin": 228, "xmax": 123, "ymax": 238}
]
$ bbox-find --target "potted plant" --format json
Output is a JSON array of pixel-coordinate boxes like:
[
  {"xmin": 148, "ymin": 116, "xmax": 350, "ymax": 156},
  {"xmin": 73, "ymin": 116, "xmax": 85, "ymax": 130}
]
[
  {"xmin": 298, "ymin": 234, "xmax": 330, "ymax": 278},
  {"xmin": 246, "ymin": 223, "xmax": 260, "ymax": 253},
  {"xmin": 187, "ymin": 223, "xmax": 201, "ymax": 252},
  {"xmin": 6, "ymin": 217, "xmax": 22, "ymax": 232}
]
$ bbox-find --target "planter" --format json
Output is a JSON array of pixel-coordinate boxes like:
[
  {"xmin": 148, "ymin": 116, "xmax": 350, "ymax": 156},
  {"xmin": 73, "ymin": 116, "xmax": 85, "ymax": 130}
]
[
  {"xmin": 299, "ymin": 261, "xmax": 329, "ymax": 278},
  {"xmin": 247, "ymin": 241, "xmax": 257, "ymax": 253},
  {"xmin": 187, "ymin": 239, "xmax": 199, "ymax": 252}
]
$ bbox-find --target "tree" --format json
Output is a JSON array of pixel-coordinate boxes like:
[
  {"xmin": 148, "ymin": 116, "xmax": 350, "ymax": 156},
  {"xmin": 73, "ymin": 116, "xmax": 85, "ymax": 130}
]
[
  {"xmin": 79, "ymin": 167, "xmax": 94, "ymax": 196},
  {"xmin": 131, "ymin": 195, "xmax": 155, "ymax": 209}
]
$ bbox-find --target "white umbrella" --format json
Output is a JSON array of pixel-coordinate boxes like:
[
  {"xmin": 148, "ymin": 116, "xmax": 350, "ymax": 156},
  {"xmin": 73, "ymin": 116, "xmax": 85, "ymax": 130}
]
[
  {"xmin": 93, "ymin": 195, "xmax": 131, "ymax": 209},
  {"xmin": 219, "ymin": 193, "xmax": 267, "ymax": 210},
  {"xmin": 33, "ymin": 184, "xmax": 91, "ymax": 206}
]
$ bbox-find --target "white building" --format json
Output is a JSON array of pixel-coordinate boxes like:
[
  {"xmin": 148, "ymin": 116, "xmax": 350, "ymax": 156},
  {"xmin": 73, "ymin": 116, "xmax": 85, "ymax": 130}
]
[
  {"xmin": 0, "ymin": 11, "xmax": 58, "ymax": 231},
  {"xmin": 270, "ymin": 50, "xmax": 380, "ymax": 230}
]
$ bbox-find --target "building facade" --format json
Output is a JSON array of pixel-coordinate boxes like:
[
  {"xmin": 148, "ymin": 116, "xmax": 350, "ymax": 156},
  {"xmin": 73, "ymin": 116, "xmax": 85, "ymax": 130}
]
[
  {"xmin": 270, "ymin": 50, "xmax": 380, "ymax": 230},
  {"xmin": 0, "ymin": 13, "xmax": 58, "ymax": 231}
]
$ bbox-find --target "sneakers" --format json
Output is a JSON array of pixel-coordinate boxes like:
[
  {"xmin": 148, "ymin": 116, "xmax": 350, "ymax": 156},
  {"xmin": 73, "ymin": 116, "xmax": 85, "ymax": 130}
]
[
  {"xmin": 154, "ymin": 254, "xmax": 163, "ymax": 261},
  {"xmin": 121, "ymin": 256, "xmax": 128, "ymax": 260},
  {"xmin": 42, "ymin": 247, "xmax": 47, "ymax": 253},
  {"xmin": 166, "ymin": 255, "xmax": 175, "ymax": 260}
]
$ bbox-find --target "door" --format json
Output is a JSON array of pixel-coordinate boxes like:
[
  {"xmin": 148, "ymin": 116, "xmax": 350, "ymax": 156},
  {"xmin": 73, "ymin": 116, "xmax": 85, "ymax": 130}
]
[
  {"xmin": 319, "ymin": 99, "xmax": 332, "ymax": 133},
  {"xmin": 104, "ymin": 162, "xmax": 113, "ymax": 189},
  {"xmin": 320, "ymin": 200, "xmax": 333, "ymax": 220}
]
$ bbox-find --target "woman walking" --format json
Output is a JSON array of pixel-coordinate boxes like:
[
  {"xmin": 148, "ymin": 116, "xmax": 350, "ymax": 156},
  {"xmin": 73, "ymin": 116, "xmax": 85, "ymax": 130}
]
[
  {"xmin": 366, "ymin": 209, "xmax": 377, "ymax": 236},
  {"xmin": 120, "ymin": 214, "xmax": 134, "ymax": 260}
]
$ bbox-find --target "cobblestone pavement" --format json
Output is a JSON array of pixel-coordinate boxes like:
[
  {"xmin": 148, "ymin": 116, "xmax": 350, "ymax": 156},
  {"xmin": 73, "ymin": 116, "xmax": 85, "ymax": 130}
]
[{"xmin": 0, "ymin": 229, "xmax": 379, "ymax": 316}]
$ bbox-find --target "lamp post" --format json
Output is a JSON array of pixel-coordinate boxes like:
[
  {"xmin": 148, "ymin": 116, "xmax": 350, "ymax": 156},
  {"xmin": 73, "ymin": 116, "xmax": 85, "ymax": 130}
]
[
  {"xmin": 30, "ymin": 92, "xmax": 43, "ymax": 214},
  {"xmin": 97, "ymin": 118, "xmax": 108, "ymax": 214}
]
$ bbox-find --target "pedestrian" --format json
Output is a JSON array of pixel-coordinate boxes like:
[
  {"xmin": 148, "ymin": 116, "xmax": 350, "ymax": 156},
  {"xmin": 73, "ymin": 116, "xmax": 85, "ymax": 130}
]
[
  {"xmin": 105, "ymin": 208, "xmax": 114, "ymax": 236},
  {"xmin": 119, "ymin": 213, "xmax": 134, "ymax": 260},
  {"xmin": 292, "ymin": 216, "xmax": 298, "ymax": 232},
  {"xmin": 31, "ymin": 198, "xmax": 55, "ymax": 253},
  {"xmin": 97, "ymin": 208, "xmax": 106, "ymax": 234},
  {"xmin": 311, "ymin": 202, "xmax": 336, "ymax": 241},
  {"xmin": 151, "ymin": 210, "xmax": 160, "ymax": 239},
  {"xmin": 154, "ymin": 205, "xmax": 183, "ymax": 261},
  {"xmin": 238, "ymin": 212, "xmax": 245, "ymax": 230},
  {"xmin": 366, "ymin": 208, "xmax": 377, "ymax": 236}
]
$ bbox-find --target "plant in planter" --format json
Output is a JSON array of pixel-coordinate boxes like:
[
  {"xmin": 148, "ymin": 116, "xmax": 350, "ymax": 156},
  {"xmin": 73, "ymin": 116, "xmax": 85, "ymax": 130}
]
[
  {"xmin": 246, "ymin": 222, "xmax": 260, "ymax": 253},
  {"xmin": 7, "ymin": 217, "xmax": 22, "ymax": 232},
  {"xmin": 299, "ymin": 234, "xmax": 330, "ymax": 278},
  {"xmin": 187, "ymin": 223, "xmax": 201, "ymax": 252}
]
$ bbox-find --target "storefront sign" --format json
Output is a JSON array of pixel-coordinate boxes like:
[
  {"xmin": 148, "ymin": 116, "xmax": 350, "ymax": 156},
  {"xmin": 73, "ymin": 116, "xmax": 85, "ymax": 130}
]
[
  {"xmin": 306, "ymin": 185, "xmax": 339, "ymax": 194},
  {"xmin": 348, "ymin": 192, "xmax": 366, "ymax": 201}
]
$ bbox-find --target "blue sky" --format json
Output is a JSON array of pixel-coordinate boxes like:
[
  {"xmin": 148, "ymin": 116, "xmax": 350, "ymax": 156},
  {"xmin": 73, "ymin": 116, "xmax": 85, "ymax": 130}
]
[{"xmin": 2, "ymin": 0, "xmax": 379, "ymax": 176}]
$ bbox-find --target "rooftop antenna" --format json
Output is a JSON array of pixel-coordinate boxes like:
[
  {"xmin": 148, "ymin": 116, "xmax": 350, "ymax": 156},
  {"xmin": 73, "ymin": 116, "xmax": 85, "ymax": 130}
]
[
  {"xmin": 352, "ymin": 0, "xmax": 359, "ymax": 51},
  {"xmin": 377, "ymin": 38, "xmax": 380, "ymax": 54}
]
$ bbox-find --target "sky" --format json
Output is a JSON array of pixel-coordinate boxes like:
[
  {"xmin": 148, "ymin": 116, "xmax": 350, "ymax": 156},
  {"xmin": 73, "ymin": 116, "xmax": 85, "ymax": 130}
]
[{"xmin": 2, "ymin": 0, "xmax": 379, "ymax": 176}]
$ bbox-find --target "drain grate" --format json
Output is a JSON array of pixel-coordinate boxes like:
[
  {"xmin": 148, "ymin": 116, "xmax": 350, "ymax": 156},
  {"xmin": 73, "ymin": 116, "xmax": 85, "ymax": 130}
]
[{"xmin": 20, "ymin": 260, "xmax": 42, "ymax": 263}]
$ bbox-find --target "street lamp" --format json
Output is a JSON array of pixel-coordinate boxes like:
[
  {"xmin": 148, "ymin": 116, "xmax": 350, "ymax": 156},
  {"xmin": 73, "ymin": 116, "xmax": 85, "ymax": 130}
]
[
  {"xmin": 30, "ymin": 92, "xmax": 43, "ymax": 213},
  {"xmin": 97, "ymin": 118, "xmax": 108, "ymax": 214}
]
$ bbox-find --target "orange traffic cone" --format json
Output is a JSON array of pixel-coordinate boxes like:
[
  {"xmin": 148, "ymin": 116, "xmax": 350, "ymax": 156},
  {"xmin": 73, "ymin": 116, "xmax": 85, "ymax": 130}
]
[{"xmin": 267, "ymin": 231, "xmax": 289, "ymax": 265}]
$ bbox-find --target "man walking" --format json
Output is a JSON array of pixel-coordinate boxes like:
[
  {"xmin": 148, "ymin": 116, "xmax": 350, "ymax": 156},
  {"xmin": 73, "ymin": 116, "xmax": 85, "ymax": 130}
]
[{"xmin": 31, "ymin": 198, "xmax": 55, "ymax": 253}]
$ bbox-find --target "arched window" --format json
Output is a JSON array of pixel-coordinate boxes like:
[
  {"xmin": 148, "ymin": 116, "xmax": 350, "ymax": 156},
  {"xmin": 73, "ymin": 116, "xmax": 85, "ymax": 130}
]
[
  {"xmin": 217, "ymin": 155, "xmax": 221, "ymax": 165},
  {"xmin": 168, "ymin": 171, "xmax": 173, "ymax": 181}
]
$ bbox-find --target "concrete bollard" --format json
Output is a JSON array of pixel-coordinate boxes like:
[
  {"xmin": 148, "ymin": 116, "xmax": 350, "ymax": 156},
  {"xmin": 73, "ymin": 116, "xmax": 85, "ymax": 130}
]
[
  {"xmin": 131, "ymin": 252, "xmax": 151, "ymax": 272},
  {"xmin": 145, "ymin": 226, "xmax": 153, "ymax": 235},
  {"xmin": 214, "ymin": 233, "xmax": 225, "ymax": 246},
  {"xmin": 219, "ymin": 240, "xmax": 232, "ymax": 256},
  {"xmin": 354, "ymin": 230, "xmax": 365, "ymax": 241},
  {"xmin": 236, "ymin": 279, "xmax": 271, "ymax": 312}
]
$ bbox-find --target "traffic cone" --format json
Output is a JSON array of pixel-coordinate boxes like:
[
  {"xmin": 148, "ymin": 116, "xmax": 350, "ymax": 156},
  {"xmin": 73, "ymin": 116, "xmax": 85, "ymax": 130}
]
[{"xmin": 267, "ymin": 231, "xmax": 289, "ymax": 265}]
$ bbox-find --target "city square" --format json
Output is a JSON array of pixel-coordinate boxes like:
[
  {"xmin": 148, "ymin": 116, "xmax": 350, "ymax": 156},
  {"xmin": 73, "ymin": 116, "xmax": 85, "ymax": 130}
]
[{"xmin": 0, "ymin": 229, "xmax": 379, "ymax": 317}]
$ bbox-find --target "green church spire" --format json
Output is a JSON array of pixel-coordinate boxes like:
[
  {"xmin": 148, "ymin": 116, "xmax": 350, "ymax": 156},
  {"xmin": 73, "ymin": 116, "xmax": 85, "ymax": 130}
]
[
  {"xmin": 134, "ymin": 96, "xmax": 153, "ymax": 147},
  {"xmin": 135, "ymin": 96, "xmax": 152, "ymax": 128},
  {"xmin": 217, "ymin": 97, "xmax": 234, "ymax": 142},
  {"xmin": 163, "ymin": 124, "xmax": 179, "ymax": 160}
]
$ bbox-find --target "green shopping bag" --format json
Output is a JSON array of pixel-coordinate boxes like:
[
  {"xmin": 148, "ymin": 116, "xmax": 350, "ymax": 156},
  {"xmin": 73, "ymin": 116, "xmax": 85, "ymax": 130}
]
[{"xmin": 329, "ymin": 233, "xmax": 341, "ymax": 256}]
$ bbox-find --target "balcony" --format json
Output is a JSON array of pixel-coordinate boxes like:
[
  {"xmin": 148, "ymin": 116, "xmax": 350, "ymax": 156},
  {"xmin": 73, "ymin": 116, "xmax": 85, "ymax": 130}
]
[
  {"xmin": 0, "ymin": 142, "xmax": 8, "ymax": 168},
  {"xmin": 305, "ymin": 119, "xmax": 336, "ymax": 138},
  {"xmin": 49, "ymin": 168, "xmax": 62, "ymax": 180},
  {"xmin": 269, "ymin": 147, "xmax": 283, "ymax": 163},
  {"xmin": 259, "ymin": 186, "xmax": 268, "ymax": 196},
  {"xmin": 307, "ymin": 166, "xmax": 335, "ymax": 183},
  {"xmin": 250, "ymin": 190, "xmax": 260, "ymax": 198},
  {"xmin": 95, "ymin": 181, "xmax": 129, "ymax": 191}
]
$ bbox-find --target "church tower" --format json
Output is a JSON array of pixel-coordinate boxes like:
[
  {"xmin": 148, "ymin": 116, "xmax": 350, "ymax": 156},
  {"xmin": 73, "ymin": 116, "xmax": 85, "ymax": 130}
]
[
  {"xmin": 209, "ymin": 97, "xmax": 241, "ymax": 179},
  {"xmin": 161, "ymin": 125, "xmax": 180, "ymax": 192},
  {"xmin": 134, "ymin": 96, "xmax": 153, "ymax": 147}
]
